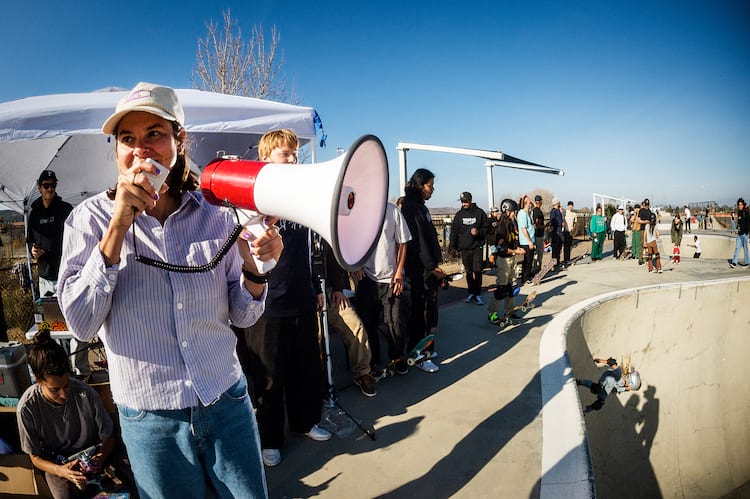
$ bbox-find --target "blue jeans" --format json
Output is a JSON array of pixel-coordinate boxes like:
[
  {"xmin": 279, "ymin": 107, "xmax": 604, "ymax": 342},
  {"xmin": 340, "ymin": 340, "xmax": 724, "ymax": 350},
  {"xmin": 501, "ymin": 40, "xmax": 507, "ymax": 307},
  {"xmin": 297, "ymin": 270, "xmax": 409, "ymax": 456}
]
[
  {"xmin": 118, "ymin": 376, "xmax": 267, "ymax": 499},
  {"xmin": 733, "ymin": 234, "xmax": 749, "ymax": 265}
]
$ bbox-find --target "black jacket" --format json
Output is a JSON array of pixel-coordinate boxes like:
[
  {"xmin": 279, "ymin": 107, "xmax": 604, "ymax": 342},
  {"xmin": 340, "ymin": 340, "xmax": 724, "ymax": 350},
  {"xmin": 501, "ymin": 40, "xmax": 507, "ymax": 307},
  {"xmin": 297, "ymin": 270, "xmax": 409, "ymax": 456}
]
[
  {"xmin": 449, "ymin": 203, "xmax": 488, "ymax": 251},
  {"xmin": 738, "ymin": 207, "xmax": 750, "ymax": 236},
  {"xmin": 27, "ymin": 195, "xmax": 73, "ymax": 280},
  {"xmin": 263, "ymin": 221, "xmax": 321, "ymax": 317},
  {"xmin": 401, "ymin": 188, "xmax": 442, "ymax": 279}
]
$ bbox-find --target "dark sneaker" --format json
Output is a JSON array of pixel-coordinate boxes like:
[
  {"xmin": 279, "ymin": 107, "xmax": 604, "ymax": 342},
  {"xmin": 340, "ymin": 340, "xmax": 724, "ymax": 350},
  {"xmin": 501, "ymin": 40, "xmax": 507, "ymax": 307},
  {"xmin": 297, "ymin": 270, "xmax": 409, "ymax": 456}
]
[
  {"xmin": 729, "ymin": 261, "xmax": 736, "ymax": 268},
  {"xmin": 355, "ymin": 374, "xmax": 377, "ymax": 397},
  {"xmin": 394, "ymin": 359, "xmax": 409, "ymax": 375}
]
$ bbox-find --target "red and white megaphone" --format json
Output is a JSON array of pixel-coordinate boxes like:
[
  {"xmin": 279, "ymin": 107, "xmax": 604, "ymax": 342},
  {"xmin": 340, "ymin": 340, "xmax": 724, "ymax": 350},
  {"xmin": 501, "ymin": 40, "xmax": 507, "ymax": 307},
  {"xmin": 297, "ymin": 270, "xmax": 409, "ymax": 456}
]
[{"xmin": 201, "ymin": 134, "xmax": 389, "ymax": 272}]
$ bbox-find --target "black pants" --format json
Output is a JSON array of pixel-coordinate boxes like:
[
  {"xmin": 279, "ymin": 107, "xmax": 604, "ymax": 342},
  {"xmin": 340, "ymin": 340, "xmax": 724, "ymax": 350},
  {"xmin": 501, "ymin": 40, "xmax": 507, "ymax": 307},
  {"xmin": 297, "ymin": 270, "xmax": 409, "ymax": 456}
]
[
  {"xmin": 356, "ymin": 276, "xmax": 411, "ymax": 365},
  {"xmin": 551, "ymin": 232, "xmax": 563, "ymax": 263},
  {"xmin": 520, "ymin": 244, "xmax": 534, "ymax": 282},
  {"xmin": 563, "ymin": 231, "xmax": 573, "ymax": 264},
  {"xmin": 234, "ymin": 313, "xmax": 325, "ymax": 449},
  {"xmin": 406, "ymin": 271, "xmax": 439, "ymax": 352},
  {"xmin": 613, "ymin": 230, "xmax": 626, "ymax": 258},
  {"xmin": 460, "ymin": 246, "xmax": 484, "ymax": 296}
]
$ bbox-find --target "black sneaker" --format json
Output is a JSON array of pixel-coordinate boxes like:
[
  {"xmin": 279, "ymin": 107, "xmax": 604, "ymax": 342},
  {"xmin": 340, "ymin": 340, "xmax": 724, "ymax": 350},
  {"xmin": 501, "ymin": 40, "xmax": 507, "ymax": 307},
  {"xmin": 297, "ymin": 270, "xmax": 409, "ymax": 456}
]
[
  {"xmin": 729, "ymin": 261, "xmax": 737, "ymax": 268},
  {"xmin": 355, "ymin": 374, "xmax": 377, "ymax": 397}
]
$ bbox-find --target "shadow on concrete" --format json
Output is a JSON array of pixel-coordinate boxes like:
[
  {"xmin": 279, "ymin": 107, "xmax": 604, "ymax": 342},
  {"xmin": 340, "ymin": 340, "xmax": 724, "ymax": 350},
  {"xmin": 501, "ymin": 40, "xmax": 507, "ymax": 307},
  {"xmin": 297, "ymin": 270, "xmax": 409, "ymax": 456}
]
[
  {"xmin": 374, "ymin": 372, "xmax": 543, "ymax": 498},
  {"xmin": 567, "ymin": 312, "xmax": 662, "ymax": 498},
  {"xmin": 265, "ymin": 279, "xmax": 565, "ymax": 498}
]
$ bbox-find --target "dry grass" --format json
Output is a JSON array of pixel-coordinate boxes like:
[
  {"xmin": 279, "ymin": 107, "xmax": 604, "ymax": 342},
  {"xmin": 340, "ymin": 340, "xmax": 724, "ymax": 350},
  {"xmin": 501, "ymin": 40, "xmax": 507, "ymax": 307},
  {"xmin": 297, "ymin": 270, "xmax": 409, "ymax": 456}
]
[{"xmin": 1, "ymin": 261, "xmax": 35, "ymax": 344}]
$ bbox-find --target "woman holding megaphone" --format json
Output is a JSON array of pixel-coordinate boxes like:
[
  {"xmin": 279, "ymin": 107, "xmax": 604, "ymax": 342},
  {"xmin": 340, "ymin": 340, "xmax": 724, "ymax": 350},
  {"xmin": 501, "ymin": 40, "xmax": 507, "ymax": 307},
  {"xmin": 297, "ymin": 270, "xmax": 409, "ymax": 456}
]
[{"xmin": 58, "ymin": 82, "xmax": 281, "ymax": 498}]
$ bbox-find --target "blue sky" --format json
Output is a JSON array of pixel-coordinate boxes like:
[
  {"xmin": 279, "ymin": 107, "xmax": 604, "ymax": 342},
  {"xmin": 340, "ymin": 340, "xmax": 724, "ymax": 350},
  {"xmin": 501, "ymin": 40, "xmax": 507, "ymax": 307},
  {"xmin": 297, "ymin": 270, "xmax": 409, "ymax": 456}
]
[{"xmin": 2, "ymin": 0, "xmax": 748, "ymax": 210}]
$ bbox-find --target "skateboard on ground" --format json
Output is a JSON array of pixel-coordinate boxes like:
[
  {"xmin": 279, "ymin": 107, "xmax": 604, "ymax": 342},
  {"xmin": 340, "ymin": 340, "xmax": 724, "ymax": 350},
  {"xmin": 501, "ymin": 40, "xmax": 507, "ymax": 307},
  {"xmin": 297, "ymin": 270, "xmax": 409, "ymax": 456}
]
[
  {"xmin": 571, "ymin": 252, "xmax": 592, "ymax": 265},
  {"xmin": 532, "ymin": 257, "xmax": 556, "ymax": 285},
  {"xmin": 373, "ymin": 334, "xmax": 436, "ymax": 380},
  {"xmin": 489, "ymin": 291, "xmax": 537, "ymax": 328},
  {"xmin": 406, "ymin": 334, "xmax": 436, "ymax": 366},
  {"xmin": 374, "ymin": 359, "xmax": 402, "ymax": 380},
  {"xmin": 440, "ymin": 272, "xmax": 464, "ymax": 289}
]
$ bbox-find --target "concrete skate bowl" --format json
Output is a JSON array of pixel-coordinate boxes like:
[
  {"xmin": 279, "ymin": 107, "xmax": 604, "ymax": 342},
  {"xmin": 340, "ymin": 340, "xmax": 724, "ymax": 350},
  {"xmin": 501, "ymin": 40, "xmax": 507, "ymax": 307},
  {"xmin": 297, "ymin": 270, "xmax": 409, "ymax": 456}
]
[{"xmin": 541, "ymin": 277, "xmax": 750, "ymax": 498}]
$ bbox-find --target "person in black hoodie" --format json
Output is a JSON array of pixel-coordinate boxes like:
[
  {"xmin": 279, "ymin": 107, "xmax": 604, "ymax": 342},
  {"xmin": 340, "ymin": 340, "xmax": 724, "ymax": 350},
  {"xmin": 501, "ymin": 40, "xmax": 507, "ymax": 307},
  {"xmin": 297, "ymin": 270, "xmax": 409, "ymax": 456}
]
[
  {"xmin": 730, "ymin": 197, "xmax": 749, "ymax": 267},
  {"xmin": 449, "ymin": 192, "xmax": 488, "ymax": 305},
  {"xmin": 27, "ymin": 170, "xmax": 73, "ymax": 297},
  {"xmin": 400, "ymin": 168, "xmax": 446, "ymax": 373},
  {"xmin": 27, "ymin": 171, "xmax": 90, "ymax": 380}
]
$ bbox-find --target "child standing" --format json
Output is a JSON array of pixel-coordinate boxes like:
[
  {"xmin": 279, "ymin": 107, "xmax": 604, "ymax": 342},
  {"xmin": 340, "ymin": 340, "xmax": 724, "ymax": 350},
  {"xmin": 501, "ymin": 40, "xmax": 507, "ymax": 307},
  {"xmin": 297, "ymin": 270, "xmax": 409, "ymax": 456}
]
[
  {"xmin": 644, "ymin": 213, "xmax": 662, "ymax": 273},
  {"xmin": 672, "ymin": 244, "xmax": 681, "ymax": 264}
]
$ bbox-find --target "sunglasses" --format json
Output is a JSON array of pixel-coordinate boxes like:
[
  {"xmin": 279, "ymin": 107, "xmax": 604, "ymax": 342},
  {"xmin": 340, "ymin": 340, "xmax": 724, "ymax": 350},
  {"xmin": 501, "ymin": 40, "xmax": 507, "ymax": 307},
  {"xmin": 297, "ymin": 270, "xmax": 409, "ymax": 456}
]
[{"xmin": 41, "ymin": 183, "xmax": 57, "ymax": 190}]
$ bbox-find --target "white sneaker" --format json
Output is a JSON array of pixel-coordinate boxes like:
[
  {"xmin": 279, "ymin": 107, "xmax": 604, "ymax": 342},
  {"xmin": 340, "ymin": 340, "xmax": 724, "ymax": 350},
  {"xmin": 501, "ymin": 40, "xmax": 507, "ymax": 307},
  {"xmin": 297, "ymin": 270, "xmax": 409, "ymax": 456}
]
[
  {"xmin": 262, "ymin": 448, "xmax": 281, "ymax": 467},
  {"xmin": 415, "ymin": 359, "xmax": 439, "ymax": 373},
  {"xmin": 305, "ymin": 424, "xmax": 332, "ymax": 442},
  {"xmin": 474, "ymin": 295, "xmax": 484, "ymax": 305},
  {"xmin": 465, "ymin": 294, "xmax": 475, "ymax": 303},
  {"xmin": 657, "ymin": 269, "xmax": 663, "ymax": 273}
]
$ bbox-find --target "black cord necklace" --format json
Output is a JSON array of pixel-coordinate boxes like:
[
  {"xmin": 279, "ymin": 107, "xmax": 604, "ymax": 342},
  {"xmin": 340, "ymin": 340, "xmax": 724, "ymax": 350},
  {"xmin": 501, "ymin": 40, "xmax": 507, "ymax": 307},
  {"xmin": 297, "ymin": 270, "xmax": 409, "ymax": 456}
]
[{"xmin": 131, "ymin": 206, "xmax": 244, "ymax": 273}]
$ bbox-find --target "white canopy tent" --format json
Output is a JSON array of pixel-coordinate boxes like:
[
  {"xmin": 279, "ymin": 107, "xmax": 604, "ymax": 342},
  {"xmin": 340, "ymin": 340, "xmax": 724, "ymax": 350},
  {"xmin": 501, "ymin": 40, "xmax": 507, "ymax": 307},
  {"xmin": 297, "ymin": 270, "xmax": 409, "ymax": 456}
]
[
  {"xmin": 0, "ymin": 88, "xmax": 319, "ymax": 214},
  {"xmin": 0, "ymin": 87, "xmax": 320, "ymax": 298}
]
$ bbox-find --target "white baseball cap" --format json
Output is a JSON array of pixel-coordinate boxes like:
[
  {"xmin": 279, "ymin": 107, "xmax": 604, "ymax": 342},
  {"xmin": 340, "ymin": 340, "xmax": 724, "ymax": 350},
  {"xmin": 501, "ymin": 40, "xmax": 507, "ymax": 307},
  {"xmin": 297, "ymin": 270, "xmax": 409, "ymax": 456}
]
[{"xmin": 102, "ymin": 82, "xmax": 184, "ymax": 135}]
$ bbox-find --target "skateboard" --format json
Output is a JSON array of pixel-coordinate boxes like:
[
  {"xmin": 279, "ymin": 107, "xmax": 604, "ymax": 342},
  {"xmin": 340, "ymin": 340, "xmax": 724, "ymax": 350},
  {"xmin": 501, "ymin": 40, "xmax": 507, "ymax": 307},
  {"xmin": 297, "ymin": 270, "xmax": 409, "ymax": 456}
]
[
  {"xmin": 406, "ymin": 334, "xmax": 436, "ymax": 366},
  {"xmin": 531, "ymin": 257, "xmax": 556, "ymax": 285},
  {"xmin": 570, "ymin": 252, "xmax": 591, "ymax": 265},
  {"xmin": 374, "ymin": 359, "xmax": 402, "ymax": 380},
  {"xmin": 488, "ymin": 291, "xmax": 537, "ymax": 328},
  {"xmin": 373, "ymin": 335, "xmax": 436, "ymax": 379},
  {"xmin": 440, "ymin": 272, "xmax": 464, "ymax": 289}
]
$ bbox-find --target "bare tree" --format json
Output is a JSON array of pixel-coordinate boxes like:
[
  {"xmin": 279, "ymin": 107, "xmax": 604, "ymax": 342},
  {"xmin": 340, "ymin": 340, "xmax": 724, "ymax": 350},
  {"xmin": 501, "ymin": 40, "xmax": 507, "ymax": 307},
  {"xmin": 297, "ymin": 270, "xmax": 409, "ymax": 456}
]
[{"xmin": 192, "ymin": 9, "xmax": 298, "ymax": 103}]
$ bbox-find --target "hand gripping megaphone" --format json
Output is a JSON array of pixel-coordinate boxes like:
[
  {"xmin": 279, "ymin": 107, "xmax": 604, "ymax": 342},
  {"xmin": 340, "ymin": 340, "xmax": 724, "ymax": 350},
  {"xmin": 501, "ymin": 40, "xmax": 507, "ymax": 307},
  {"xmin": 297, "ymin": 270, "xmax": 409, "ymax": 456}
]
[{"xmin": 201, "ymin": 134, "xmax": 389, "ymax": 272}]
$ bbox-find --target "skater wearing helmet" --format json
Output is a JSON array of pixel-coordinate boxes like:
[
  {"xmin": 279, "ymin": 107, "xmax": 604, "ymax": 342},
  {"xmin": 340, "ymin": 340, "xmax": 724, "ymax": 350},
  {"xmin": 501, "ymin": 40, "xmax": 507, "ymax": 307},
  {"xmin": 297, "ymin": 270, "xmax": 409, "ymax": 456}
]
[{"xmin": 487, "ymin": 199, "xmax": 525, "ymax": 324}]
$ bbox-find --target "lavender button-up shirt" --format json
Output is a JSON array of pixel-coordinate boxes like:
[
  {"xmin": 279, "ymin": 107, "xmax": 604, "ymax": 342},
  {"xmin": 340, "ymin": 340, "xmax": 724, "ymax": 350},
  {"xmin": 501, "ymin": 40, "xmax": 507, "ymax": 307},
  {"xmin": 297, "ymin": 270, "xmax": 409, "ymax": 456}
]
[{"xmin": 58, "ymin": 191, "xmax": 265, "ymax": 411}]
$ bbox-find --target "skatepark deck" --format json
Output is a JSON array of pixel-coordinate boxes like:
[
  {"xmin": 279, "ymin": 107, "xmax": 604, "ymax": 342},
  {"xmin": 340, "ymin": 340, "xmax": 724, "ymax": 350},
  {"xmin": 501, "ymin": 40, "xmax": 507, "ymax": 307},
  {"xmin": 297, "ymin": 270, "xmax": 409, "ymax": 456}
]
[{"xmin": 265, "ymin": 231, "xmax": 750, "ymax": 498}]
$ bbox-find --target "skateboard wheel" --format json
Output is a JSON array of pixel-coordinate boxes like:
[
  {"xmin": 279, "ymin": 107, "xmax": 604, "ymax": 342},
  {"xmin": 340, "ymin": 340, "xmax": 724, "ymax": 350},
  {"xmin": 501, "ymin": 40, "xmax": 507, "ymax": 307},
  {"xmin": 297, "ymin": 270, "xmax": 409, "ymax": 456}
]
[
  {"xmin": 407, "ymin": 358, "xmax": 416, "ymax": 366},
  {"xmin": 521, "ymin": 305, "xmax": 528, "ymax": 312}
]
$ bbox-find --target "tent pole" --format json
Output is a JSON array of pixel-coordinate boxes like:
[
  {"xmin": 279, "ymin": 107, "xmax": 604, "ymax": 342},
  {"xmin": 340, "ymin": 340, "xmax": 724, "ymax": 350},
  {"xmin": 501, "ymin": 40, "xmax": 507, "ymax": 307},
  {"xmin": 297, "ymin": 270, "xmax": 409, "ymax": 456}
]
[{"xmin": 24, "ymin": 209, "xmax": 37, "ymax": 302}]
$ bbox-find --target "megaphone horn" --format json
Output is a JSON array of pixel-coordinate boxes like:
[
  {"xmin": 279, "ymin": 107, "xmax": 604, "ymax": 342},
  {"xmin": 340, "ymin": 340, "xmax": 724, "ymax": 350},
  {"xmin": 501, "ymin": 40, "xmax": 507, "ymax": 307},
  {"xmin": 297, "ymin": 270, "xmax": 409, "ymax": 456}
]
[{"xmin": 201, "ymin": 134, "xmax": 389, "ymax": 271}]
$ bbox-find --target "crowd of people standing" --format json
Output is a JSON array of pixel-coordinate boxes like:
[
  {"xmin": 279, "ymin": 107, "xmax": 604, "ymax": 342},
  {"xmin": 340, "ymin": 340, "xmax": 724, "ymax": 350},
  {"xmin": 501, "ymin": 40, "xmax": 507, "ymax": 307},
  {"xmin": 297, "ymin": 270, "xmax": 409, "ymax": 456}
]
[{"xmin": 10, "ymin": 80, "xmax": 748, "ymax": 498}]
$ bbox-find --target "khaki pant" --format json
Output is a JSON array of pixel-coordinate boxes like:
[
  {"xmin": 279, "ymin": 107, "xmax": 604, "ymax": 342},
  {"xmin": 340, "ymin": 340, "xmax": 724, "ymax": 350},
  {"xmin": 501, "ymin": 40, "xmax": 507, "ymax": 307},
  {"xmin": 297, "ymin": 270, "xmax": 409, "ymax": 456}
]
[
  {"xmin": 488, "ymin": 256, "xmax": 517, "ymax": 316},
  {"xmin": 324, "ymin": 291, "xmax": 372, "ymax": 379}
]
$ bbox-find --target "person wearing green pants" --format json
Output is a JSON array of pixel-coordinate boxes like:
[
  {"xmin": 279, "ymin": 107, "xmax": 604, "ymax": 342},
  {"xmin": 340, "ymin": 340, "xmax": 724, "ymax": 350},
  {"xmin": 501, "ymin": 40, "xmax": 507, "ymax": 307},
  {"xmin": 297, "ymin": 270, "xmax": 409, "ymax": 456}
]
[{"xmin": 590, "ymin": 206, "xmax": 607, "ymax": 260}]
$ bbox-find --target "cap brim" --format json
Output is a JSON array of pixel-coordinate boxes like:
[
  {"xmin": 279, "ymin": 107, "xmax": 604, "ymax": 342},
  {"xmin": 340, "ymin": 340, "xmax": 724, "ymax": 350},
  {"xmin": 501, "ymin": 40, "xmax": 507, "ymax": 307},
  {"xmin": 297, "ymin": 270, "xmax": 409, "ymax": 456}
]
[{"xmin": 102, "ymin": 106, "xmax": 177, "ymax": 135}]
